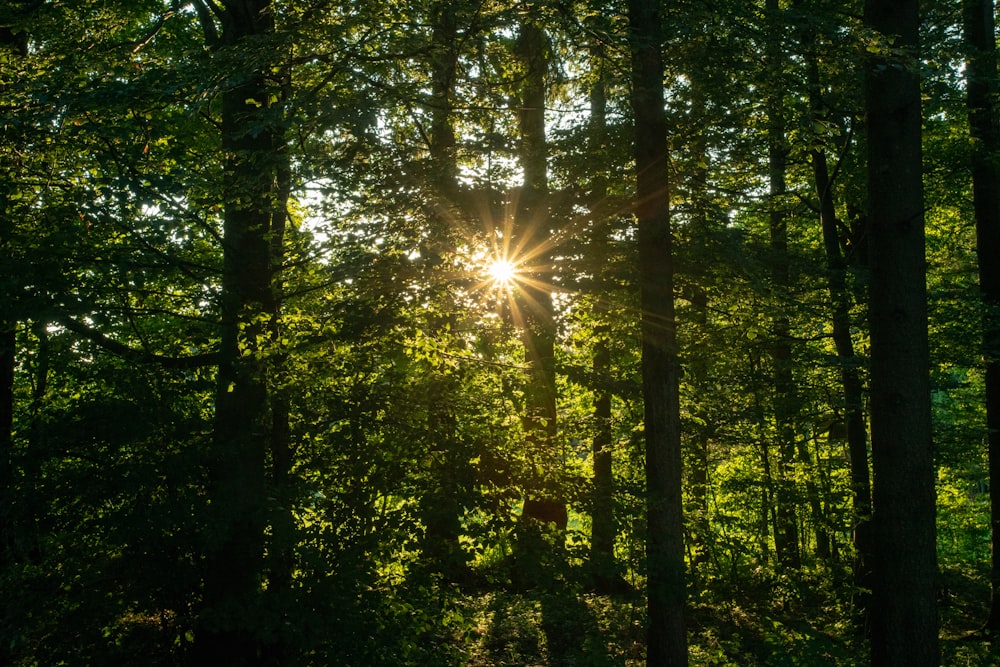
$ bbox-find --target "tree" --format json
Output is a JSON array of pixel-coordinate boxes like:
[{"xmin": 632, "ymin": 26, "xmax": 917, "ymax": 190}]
[
  {"xmin": 765, "ymin": 0, "xmax": 801, "ymax": 570},
  {"xmin": 0, "ymin": 15, "xmax": 29, "ymax": 666},
  {"xmin": 628, "ymin": 0, "xmax": 688, "ymax": 662},
  {"xmin": 190, "ymin": 0, "xmax": 287, "ymax": 662},
  {"xmin": 865, "ymin": 0, "xmax": 939, "ymax": 663},
  {"xmin": 797, "ymin": 0, "xmax": 873, "ymax": 620},
  {"xmin": 963, "ymin": 0, "xmax": 1000, "ymax": 635},
  {"xmin": 586, "ymin": 8, "xmax": 617, "ymax": 589},
  {"xmin": 514, "ymin": 2, "xmax": 566, "ymax": 532}
]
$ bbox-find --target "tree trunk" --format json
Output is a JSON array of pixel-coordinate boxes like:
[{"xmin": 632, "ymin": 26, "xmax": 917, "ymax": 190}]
[
  {"xmin": 262, "ymin": 69, "xmax": 293, "ymax": 666},
  {"xmin": 417, "ymin": 1, "xmax": 471, "ymax": 578},
  {"xmin": 628, "ymin": 0, "xmax": 687, "ymax": 662},
  {"xmin": 0, "ymin": 326, "xmax": 11, "ymax": 566},
  {"xmin": 802, "ymin": 37, "xmax": 874, "ymax": 622},
  {"xmin": 514, "ymin": 8, "xmax": 564, "ymax": 530},
  {"xmin": 865, "ymin": 0, "xmax": 939, "ymax": 663},
  {"xmin": 688, "ymin": 290, "xmax": 712, "ymax": 571},
  {"xmin": 0, "ymin": 7, "xmax": 28, "ymax": 582},
  {"xmin": 963, "ymin": 0, "xmax": 1000, "ymax": 634},
  {"xmin": 686, "ymin": 69, "xmax": 715, "ymax": 574},
  {"xmin": 587, "ymin": 25, "xmax": 616, "ymax": 590},
  {"xmin": 765, "ymin": 0, "xmax": 800, "ymax": 570},
  {"xmin": 194, "ymin": 1, "xmax": 283, "ymax": 663}
]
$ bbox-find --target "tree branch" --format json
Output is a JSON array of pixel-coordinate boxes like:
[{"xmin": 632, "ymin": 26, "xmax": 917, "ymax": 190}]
[{"xmin": 57, "ymin": 316, "xmax": 219, "ymax": 369}]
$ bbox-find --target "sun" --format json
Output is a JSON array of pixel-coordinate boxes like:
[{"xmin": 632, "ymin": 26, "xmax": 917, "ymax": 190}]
[{"xmin": 487, "ymin": 258, "xmax": 518, "ymax": 286}]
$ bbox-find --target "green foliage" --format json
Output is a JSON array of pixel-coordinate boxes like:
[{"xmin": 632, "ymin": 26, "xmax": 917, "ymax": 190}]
[{"xmin": 0, "ymin": 0, "xmax": 997, "ymax": 664}]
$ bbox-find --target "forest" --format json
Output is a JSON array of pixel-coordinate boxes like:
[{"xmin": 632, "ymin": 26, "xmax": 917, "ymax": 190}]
[{"xmin": 1, "ymin": 0, "xmax": 999, "ymax": 665}]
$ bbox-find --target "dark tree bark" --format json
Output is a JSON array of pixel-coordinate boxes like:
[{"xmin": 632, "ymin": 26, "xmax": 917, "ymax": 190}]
[
  {"xmin": 801, "ymin": 26, "xmax": 873, "ymax": 623},
  {"xmin": 628, "ymin": 0, "xmax": 687, "ymax": 662},
  {"xmin": 416, "ymin": 1, "xmax": 472, "ymax": 577},
  {"xmin": 688, "ymin": 288, "xmax": 712, "ymax": 571},
  {"xmin": 514, "ymin": 7, "xmax": 564, "ymax": 531},
  {"xmin": 262, "ymin": 66, "xmax": 293, "ymax": 667},
  {"xmin": 684, "ymin": 54, "xmax": 717, "ymax": 573},
  {"xmin": 865, "ymin": 0, "xmax": 939, "ymax": 663},
  {"xmin": 0, "ymin": 326, "xmax": 11, "ymax": 566},
  {"xmin": 428, "ymin": 1, "xmax": 459, "ymax": 200},
  {"xmin": 765, "ymin": 0, "xmax": 800, "ymax": 570},
  {"xmin": 963, "ymin": 0, "xmax": 1000, "ymax": 634},
  {"xmin": 193, "ymin": 1, "xmax": 285, "ymax": 663},
  {"xmin": 587, "ymin": 20, "xmax": 616, "ymax": 589},
  {"xmin": 0, "ymin": 21, "xmax": 29, "ymax": 653}
]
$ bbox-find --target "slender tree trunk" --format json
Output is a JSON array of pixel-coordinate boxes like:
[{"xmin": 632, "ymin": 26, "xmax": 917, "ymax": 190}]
[
  {"xmin": 688, "ymin": 290, "xmax": 712, "ymax": 571},
  {"xmin": 685, "ymin": 70, "xmax": 715, "ymax": 573},
  {"xmin": 514, "ymin": 8, "xmax": 564, "ymax": 530},
  {"xmin": 194, "ymin": 2, "xmax": 282, "ymax": 663},
  {"xmin": 628, "ymin": 0, "xmax": 687, "ymax": 661},
  {"xmin": 0, "ymin": 325, "xmax": 11, "ymax": 564},
  {"xmin": 0, "ymin": 286, "xmax": 12, "ymax": 578},
  {"xmin": 587, "ymin": 27, "xmax": 616, "ymax": 589},
  {"xmin": 418, "ymin": 1, "xmax": 471, "ymax": 578},
  {"xmin": 963, "ymin": 0, "xmax": 1000, "ymax": 634},
  {"xmin": 0, "ymin": 10, "xmax": 28, "ymax": 582},
  {"xmin": 865, "ymin": 0, "xmax": 939, "ymax": 663},
  {"xmin": 802, "ymin": 38, "xmax": 874, "ymax": 622},
  {"xmin": 0, "ymin": 324, "xmax": 10, "ymax": 667},
  {"xmin": 429, "ymin": 1, "xmax": 459, "ymax": 201},
  {"xmin": 262, "ymin": 73, "xmax": 293, "ymax": 666},
  {"xmin": 765, "ymin": 0, "xmax": 800, "ymax": 570}
]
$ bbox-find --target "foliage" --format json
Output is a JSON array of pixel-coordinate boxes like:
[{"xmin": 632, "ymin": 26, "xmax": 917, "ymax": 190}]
[{"xmin": 0, "ymin": 0, "xmax": 996, "ymax": 664}]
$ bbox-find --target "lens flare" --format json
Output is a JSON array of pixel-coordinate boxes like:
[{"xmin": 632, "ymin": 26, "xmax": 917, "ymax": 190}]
[{"xmin": 487, "ymin": 259, "xmax": 517, "ymax": 286}]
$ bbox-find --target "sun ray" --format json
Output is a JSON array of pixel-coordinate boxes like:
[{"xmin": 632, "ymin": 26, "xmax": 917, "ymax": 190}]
[{"xmin": 487, "ymin": 258, "xmax": 518, "ymax": 286}]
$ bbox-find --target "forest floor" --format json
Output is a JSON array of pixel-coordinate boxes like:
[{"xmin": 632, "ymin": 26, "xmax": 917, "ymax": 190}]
[{"xmin": 447, "ymin": 561, "xmax": 1000, "ymax": 666}]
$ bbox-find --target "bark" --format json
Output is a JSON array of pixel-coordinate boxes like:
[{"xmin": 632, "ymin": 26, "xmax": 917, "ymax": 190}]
[
  {"xmin": 766, "ymin": 0, "xmax": 800, "ymax": 570},
  {"xmin": 628, "ymin": 0, "xmax": 687, "ymax": 662},
  {"xmin": 752, "ymin": 351, "xmax": 774, "ymax": 565},
  {"xmin": 0, "ymin": 22, "xmax": 28, "ymax": 647},
  {"xmin": 417, "ymin": 1, "xmax": 470, "ymax": 577},
  {"xmin": 429, "ymin": 1, "xmax": 459, "ymax": 200},
  {"xmin": 688, "ymin": 290, "xmax": 711, "ymax": 571},
  {"xmin": 803, "ymin": 36, "xmax": 873, "ymax": 623},
  {"xmin": 262, "ymin": 71, "xmax": 293, "ymax": 667},
  {"xmin": 0, "ymin": 5, "xmax": 27, "ymax": 580},
  {"xmin": 865, "ymin": 0, "xmax": 939, "ymax": 663},
  {"xmin": 686, "ymin": 72, "xmax": 714, "ymax": 572},
  {"xmin": 0, "ymin": 264, "xmax": 12, "ymax": 579},
  {"xmin": 194, "ymin": 1, "xmax": 283, "ymax": 663},
  {"xmin": 0, "ymin": 326, "xmax": 12, "ymax": 562},
  {"xmin": 514, "ymin": 9, "xmax": 564, "ymax": 530},
  {"xmin": 588, "ymin": 25, "xmax": 616, "ymax": 588},
  {"xmin": 962, "ymin": 0, "xmax": 1000, "ymax": 634}
]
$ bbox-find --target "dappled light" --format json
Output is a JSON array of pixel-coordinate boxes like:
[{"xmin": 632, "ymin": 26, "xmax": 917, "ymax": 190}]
[{"xmin": 1, "ymin": 0, "xmax": 993, "ymax": 665}]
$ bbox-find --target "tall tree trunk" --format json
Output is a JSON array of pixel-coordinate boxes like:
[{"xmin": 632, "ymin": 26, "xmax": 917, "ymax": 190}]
[
  {"xmin": 429, "ymin": 1, "xmax": 459, "ymax": 202},
  {"xmin": 588, "ymin": 24, "xmax": 616, "ymax": 590},
  {"xmin": 963, "ymin": 0, "xmax": 1000, "ymax": 634},
  {"xmin": 688, "ymin": 289, "xmax": 712, "ymax": 572},
  {"xmin": 0, "ymin": 9, "xmax": 28, "ymax": 576},
  {"xmin": 194, "ymin": 1, "xmax": 283, "ymax": 663},
  {"xmin": 0, "ymin": 325, "xmax": 11, "ymax": 569},
  {"xmin": 514, "ymin": 7, "xmax": 564, "ymax": 530},
  {"xmin": 262, "ymin": 69, "xmax": 293, "ymax": 666},
  {"xmin": 865, "ymin": 0, "xmax": 939, "ymax": 663},
  {"xmin": 802, "ymin": 32, "xmax": 874, "ymax": 623},
  {"xmin": 1, "ymin": 29, "xmax": 28, "ymax": 667},
  {"xmin": 686, "ymin": 63, "xmax": 715, "ymax": 574},
  {"xmin": 627, "ymin": 0, "xmax": 687, "ymax": 662},
  {"xmin": 418, "ymin": 1, "xmax": 470, "ymax": 577},
  {"xmin": 765, "ymin": 0, "xmax": 800, "ymax": 570}
]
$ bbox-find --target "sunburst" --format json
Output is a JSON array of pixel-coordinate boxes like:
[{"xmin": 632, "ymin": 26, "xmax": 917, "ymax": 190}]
[{"xmin": 486, "ymin": 258, "xmax": 518, "ymax": 287}]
